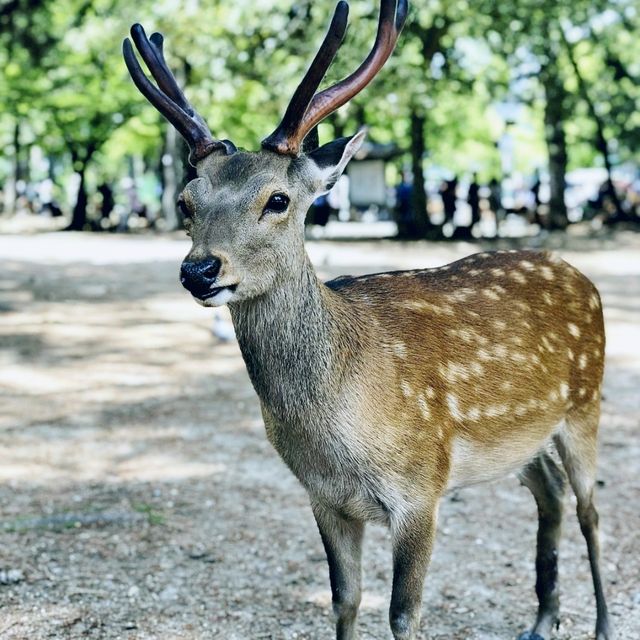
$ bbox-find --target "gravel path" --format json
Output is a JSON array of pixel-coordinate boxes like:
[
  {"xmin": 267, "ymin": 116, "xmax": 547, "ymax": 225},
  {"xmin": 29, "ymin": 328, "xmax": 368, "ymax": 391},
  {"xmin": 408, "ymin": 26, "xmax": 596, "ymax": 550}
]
[{"xmin": 0, "ymin": 231, "xmax": 638, "ymax": 639}]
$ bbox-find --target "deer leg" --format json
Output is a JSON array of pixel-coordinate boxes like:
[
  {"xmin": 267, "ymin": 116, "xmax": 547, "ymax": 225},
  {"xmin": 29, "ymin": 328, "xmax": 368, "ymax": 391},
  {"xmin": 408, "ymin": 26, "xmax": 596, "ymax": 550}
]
[
  {"xmin": 388, "ymin": 506, "xmax": 438, "ymax": 640},
  {"xmin": 517, "ymin": 452, "xmax": 566, "ymax": 640},
  {"xmin": 312, "ymin": 503, "xmax": 364, "ymax": 640},
  {"xmin": 555, "ymin": 408, "xmax": 614, "ymax": 640}
]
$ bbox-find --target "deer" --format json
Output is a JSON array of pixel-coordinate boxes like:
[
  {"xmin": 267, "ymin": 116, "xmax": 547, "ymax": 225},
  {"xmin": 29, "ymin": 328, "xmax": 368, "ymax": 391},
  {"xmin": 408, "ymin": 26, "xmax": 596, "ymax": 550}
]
[{"xmin": 123, "ymin": 2, "xmax": 614, "ymax": 639}]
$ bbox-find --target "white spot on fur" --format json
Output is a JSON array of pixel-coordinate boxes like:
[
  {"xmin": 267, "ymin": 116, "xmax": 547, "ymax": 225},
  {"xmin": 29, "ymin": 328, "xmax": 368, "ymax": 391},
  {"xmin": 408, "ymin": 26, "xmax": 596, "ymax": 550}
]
[
  {"xmin": 578, "ymin": 387, "xmax": 587, "ymax": 397},
  {"xmin": 470, "ymin": 362, "xmax": 484, "ymax": 376},
  {"xmin": 540, "ymin": 266, "xmax": 554, "ymax": 280},
  {"xmin": 491, "ymin": 268, "xmax": 505, "ymax": 277},
  {"xmin": 393, "ymin": 342, "xmax": 407, "ymax": 358},
  {"xmin": 541, "ymin": 336, "xmax": 556, "ymax": 353},
  {"xmin": 401, "ymin": 300, "xmax": 455, "ymax": 316},
  {"xmin": 542, "ymin": 292, "xmax": 553, "ymax": 306},
  {"xmin": 468, "ymin": 269, "xmax": 481, "ymax": 276},
  {"xmin": 416, "ymin": 393, "xmax": 430, "ymax": 420},
  {"xmin": 493, "ymin": 344, "xmax": 508, "ymax": 358},
  {"xmin": 509, "ymin": 271, "xmax": 527, "ymax": 284},
  {"xmin": 520, "ymin": 260, "xmax": 535, "ymax": 271},
  {"xmin": 559, "ymin": 382, "xmax": 569, "ymax": 400},
  {"xmin": 578, "ymin": 353, "xmax": 588, "ymax": 370},
  {"xmin": 485, "ymin": 404, "xmax": 508, "ymax": 418},
  {"xmin": 466, "ymin": 407, "xmax": 481, "ymax": 421},
  {"xmin": 448, "ymin": 288, "xmax": 475, "ymax": 303},
  {"xmin": 483, "ymin": 289, "xmax": 500, "ymax": 301},
  {"xmin": 425, "ymin": 386, "xmax": 436, "ymax": 399},
  {"xmin": 400, "ymin": 380, "xmax": 413, "ymax": 397},
  {"xmin": 567, "ymin": 348, "xmax": 574, "ymax": 361},
  {"xmin": 440, "ymin": 362, "xmax": 470, "ymax": 383},
  {"xmin": 515, "ymin": 405, "xmax": 528, "ymax": 417},
  {"xmin": 446, "ymin": 393, "xmax": 463, "ymax": 420},
  {"xmin": 567, "ymin": 323, "xmax": 581, "ymax": 338},
  {"xmin": 493, "ymin": 319, "xmax": 507, "ymax": 331}
]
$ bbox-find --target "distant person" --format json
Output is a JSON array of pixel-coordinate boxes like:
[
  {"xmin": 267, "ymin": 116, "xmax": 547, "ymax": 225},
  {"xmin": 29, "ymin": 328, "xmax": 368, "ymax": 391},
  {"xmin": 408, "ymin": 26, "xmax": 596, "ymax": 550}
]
[
  {"xmin": 468, "ymin": 173, "xmax": 481, "ymax": 227},
  {"xmin": 531, "ymin": 169, "xmax": 543, "ymax": 226},
  {"xmin": 98, "ymin": 183, "xmax": 115, "ymax": 224},
  {"xmin": 309, "ymin": 193, "xmax": 334, "ymax": 227},
  {"xmin": 440, "ymin": 177, "xmax": 458, "ymax": 225},
  {"xmin": 489, "ymin": 178, "xmax": 503, "ymax": 219}
]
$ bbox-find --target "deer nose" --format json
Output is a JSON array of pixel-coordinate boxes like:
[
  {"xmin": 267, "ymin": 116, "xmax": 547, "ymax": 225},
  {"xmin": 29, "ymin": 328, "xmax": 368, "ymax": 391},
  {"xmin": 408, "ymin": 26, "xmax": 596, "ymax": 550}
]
[{"xmin": 180, "ymin": 258, "xmax": 222, "ymax": 298}]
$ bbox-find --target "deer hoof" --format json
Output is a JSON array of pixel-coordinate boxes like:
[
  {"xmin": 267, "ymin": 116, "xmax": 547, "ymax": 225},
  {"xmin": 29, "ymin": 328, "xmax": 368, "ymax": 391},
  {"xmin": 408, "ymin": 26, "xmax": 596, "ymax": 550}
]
[{"xmin": 517, "ymin": 633, "xmax": 545, "ymax": 640}]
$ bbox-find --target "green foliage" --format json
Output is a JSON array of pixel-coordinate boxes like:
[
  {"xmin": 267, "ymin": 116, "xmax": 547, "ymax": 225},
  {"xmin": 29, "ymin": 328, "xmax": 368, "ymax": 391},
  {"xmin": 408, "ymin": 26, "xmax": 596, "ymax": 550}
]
[{"xmin": 0, "ymin": 0, "xmax": 638, "ymax": 225}]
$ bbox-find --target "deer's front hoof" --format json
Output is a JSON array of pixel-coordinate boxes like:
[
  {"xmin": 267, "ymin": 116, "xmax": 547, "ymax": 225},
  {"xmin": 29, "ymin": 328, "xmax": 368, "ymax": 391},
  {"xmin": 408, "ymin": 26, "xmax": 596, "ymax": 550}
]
[{"xmin": 517, "ymin": 633, "xmax": 545, "ymax": 640}]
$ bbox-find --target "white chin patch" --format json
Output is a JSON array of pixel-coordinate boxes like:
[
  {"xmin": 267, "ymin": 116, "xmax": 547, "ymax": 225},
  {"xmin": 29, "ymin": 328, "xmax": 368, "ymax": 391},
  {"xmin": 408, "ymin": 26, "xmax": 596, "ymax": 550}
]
[{"xmin": 194, "ymin": 287, "xmax": 236, "ymax": 307}]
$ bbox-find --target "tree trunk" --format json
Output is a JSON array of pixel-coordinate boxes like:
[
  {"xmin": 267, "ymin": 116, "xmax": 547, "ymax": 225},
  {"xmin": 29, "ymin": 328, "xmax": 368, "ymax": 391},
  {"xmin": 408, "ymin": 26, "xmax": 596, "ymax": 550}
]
[
  {"xmin": 2, "ymin": 121, "xmax": 20, "ymax": 217},
  {"xmin": 409, "ymin": 109, "xmax": 428, "ymax": 238},
  {"xmin": 404, "ymin": 108, "xmax": 440, "ymax": 239},
  {"xmin": 161, "ymin": 124, "xmax": 180, "ymax": 230},
  {"xmin": 540, "ymin": 51, "xmax": 569, "ymax": 230},
  {"xmin": 561, "ymin": 30, "xmax": 625, "ymax": 221}
]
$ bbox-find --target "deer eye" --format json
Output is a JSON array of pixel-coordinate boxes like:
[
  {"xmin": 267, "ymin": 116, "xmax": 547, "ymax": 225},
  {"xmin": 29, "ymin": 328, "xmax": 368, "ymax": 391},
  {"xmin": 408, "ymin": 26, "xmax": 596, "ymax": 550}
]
[{"xmin": 263, "ymin": 192, "xmax": 290, "ymax": 214}]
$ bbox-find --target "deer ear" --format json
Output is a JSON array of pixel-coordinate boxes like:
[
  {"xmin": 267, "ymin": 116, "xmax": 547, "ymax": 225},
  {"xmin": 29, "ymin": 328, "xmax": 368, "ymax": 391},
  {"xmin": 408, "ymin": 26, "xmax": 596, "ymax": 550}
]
[{"xmin": 307, "ymin": 128, "xmax": 367, "ymax": 194}]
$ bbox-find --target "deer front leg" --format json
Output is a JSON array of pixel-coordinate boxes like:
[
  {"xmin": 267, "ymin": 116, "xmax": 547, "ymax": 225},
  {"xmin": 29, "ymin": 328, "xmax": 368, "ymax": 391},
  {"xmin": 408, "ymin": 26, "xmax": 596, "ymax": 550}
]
[
  {"xmin": 389, "ymin": 505, "xmax": 438, "ymax": 640},
  {"xmin": 312, "ymin": 502, "xmax": 364, "ymax": 640}
]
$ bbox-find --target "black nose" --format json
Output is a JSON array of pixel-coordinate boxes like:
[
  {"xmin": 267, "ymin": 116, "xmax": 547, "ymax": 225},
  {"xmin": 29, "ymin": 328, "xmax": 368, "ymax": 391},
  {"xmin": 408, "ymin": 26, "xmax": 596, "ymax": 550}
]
[{"xmin": 180, "ymin": 258, "xmax": 222, "ymax": 298}]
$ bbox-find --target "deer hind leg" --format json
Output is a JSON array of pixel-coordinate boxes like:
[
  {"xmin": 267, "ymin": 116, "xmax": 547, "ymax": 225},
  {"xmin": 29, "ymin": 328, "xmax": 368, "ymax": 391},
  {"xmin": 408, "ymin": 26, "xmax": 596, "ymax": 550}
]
[
  {"xmin": 311, "ymin": 503, "xmax": 364, "ymax": 640},
  {"xmin": 517, "ymin": 452, "xmax": 566, "ymax": 640},
  {"xmin": 554, "ymin": 405, "xmax": 615, "ymax": 640},
  {"xmin": 388, "ymin": 504, "xmax": 438, "ymax": 640}
]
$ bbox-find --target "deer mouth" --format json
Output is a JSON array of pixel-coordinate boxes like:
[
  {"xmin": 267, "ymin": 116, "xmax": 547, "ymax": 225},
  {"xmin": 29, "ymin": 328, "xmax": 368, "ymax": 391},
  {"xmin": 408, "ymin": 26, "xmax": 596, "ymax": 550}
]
[
  {"xmin": 193, "ymin": 284, "xmax": 239, "ymax": 307},
  {"xmin": 199, "ymin": 284, "xmax": 237, "ymax": 301},
  {"xmin": 198, "ymin": 284, "xmax": 238, "ymax": 300}
]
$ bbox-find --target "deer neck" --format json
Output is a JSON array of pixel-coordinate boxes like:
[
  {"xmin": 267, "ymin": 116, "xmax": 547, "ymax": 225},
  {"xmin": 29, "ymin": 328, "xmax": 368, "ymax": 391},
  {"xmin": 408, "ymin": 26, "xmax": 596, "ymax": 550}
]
[{"xmin": 229, "ymin": 254, "xmax": 354, "ymax": 423}]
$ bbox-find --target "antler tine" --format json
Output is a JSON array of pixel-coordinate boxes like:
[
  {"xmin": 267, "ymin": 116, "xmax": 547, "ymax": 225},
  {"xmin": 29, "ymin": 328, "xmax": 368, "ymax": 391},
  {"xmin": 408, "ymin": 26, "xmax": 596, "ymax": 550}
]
[
  {"xmin": 123, "ymin": 24, "xmax": 224, "ymax": 165},
  {"xmin": 262, "ymin": 1, "xmax": 349, "ymax": 155},
  {"xmin": 131, "ymin": 27, "xmax": 190, "ymax": 111},
  {"xmin": 262, "ymin": 0, "xmax": 408, "ymax": 157}
]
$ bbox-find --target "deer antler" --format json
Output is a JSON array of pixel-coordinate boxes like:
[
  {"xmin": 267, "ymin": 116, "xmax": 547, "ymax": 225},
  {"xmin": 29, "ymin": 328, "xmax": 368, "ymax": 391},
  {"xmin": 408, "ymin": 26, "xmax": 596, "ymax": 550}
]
[
  {"xmin": 262, "ymin": 0, "xmax": 408, "ymax": 157},
  {"xmin": 123, "ymin": 24, "xmax": 229, "ymax": 165}
]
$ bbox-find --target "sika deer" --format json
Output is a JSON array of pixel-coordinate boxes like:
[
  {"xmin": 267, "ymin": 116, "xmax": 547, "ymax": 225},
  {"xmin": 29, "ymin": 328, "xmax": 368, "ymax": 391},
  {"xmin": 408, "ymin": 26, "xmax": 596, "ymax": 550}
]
[{"xmin": 123, "ymin": 2, "xmax": 614, "ymax": 638}]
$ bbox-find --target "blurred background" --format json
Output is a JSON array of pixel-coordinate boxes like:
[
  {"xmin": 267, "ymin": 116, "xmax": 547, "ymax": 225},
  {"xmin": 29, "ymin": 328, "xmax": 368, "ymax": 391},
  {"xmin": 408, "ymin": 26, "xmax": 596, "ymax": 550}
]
[
  {"xmin": 1, "ymin": 2, "xmax": 639, "ymax": 639},
  {"xmin": 1, "ymin": 0, "xmax": 639, "ymax": 237}
]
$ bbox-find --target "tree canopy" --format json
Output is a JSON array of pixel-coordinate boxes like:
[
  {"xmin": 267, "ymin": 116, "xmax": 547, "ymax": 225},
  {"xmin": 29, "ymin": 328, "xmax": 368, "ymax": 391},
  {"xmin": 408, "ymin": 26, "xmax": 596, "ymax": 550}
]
[{"xmin": 1, "ymin": 0, "xmax": 638, "ymax": 232}]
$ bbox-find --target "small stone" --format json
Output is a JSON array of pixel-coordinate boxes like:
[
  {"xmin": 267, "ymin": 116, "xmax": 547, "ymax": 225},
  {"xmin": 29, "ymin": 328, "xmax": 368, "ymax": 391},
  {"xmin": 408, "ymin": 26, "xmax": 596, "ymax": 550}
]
[
  {"xmin": 0, "ymin": 568, "xmax": 23, "ymax": 585},
  {"xmin": 127, "ymin": 585, "xmax": 140, "ymax": 598},
  {"xmin": 159, "ymin": 585, "xmax": 179, "ymax": 602}
]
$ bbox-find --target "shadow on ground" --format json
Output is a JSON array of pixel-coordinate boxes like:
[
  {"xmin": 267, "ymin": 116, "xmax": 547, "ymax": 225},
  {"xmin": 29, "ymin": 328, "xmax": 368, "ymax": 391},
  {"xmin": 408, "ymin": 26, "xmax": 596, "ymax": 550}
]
[{"xmin": 0, "ymin": 234, "xmax": 638, "ymax": 639}]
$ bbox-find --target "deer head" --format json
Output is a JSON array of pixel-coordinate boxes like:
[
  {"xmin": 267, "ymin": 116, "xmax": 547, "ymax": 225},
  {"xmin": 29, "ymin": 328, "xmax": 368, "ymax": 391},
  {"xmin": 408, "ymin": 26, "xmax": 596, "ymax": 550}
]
[{"xmin": 123, "ymin": 1, "xmax": 408, "ymax": 307}]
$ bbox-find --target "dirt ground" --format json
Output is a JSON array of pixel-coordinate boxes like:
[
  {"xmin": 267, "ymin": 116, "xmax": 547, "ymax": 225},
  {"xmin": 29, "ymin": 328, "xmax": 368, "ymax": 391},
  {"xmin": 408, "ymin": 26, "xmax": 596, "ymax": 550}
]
[{"xmin": 0, "ymin": 230, "xmax": 638, "ymax": 640}]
